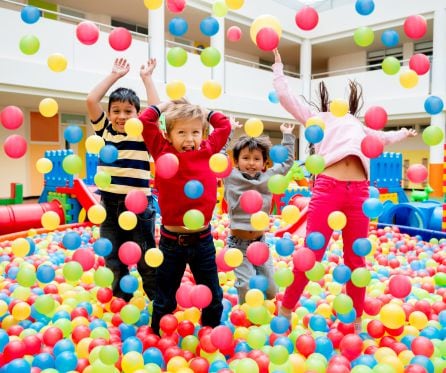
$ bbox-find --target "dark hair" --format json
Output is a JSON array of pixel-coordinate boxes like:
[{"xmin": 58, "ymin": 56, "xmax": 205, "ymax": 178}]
[
  {"xmin": 232, "ymin": 135, "xmax": 272, "ymax": 163},
  {"xmin": 108, "ymin": 87, "xmax": 140, "ymax": 112}
]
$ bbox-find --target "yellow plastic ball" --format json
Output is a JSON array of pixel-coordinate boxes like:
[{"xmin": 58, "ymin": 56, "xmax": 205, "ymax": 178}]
[
  {"xmin": 408, "ymin": 310, "xmax": 428, "ymax": 330},
  {"xmin": 209, "ymin": 153, "xmax": 229, "ymax": 173},
  {"xmin": 11, "ymin": 238, "xmax": 30, "ymax": 257},
  {"xmin": 225, "ymin": 0, "xmax": 244, "ymax": 10},
  {"xmin": 87, "ymin": 205, "xmax": 107, "ymax": 225},
  {"xmin": 85, "ymin": 135, "xmax": 105, "ymax": 154},
  {"xmin": 167, "ymin": 356, "xmax": 188, "ymax": 372},
  {"xmin": 327, "ymin": 211, "xmax": 347, "ymax": 231},
  {"xmin": 41, "ymin": 211, "xmax": 60, "ymax": 230},
  {"xmin": 400, "ymin": 69, "xmax": 419, "ymax": 89},
  {"xmin": 12, "ymin": 302, "xmax": 31, "ymax": 321},
  {"xmin": 245, "ymin": 289, "xmax": 265, "ymax": 307},
  {"xmin": 166, "ymin": 80, "xmax": 186, "ymax": 100},
  {"xmin": 329, "ymin": 99, "xmax": 349, "ymax": 117},
  {"xmin": 244, "ymin": 118, "xmax": 264, "ymax": 137},
  {"xmin": 250, "ymin": 211, "xmax": 269, "ymax": 230},
  {"xmin": 281, "ymin": 205, "xmax": 300, "ymax": 225},
  {"xmin": 47, "ymin": 53, "xmax": 68, "ymax": 72},
  {"xmin": 224, "ymin": 248, "xmax": 243, "ymax": 267},
  {"xmin": 124, "ymin": 118, "xmax": 143, "ymax": 137},
  {"xmin": 118, "ymin": 211, "xmax": 137, "ymax": 230},
  {"xmin": 379, "ymin": 303, "xmax": 406, "ymax": 329},
  {"xmin": 250, "ymin": 15, "xmax": 282, "ymax": 44},
  {"xmin": 143, "ymin": 0, "xmax": 163, "ymax": 10},
  {"xmin": 183, "ymin": 307, "xmax": 201, "ymax": 324},
  {"xmin": 36, "ymin": 157, "xmax": 53, "ymax": 174},
  {"xmin": 213, "ymin": 0, "xmax": 228, "ymax": 17},
  {"xmin": 145, "ymin": 248, "xmax": 164, "ymax": 267},
  {"xmin": 39, "ymin": 98, "xmax": 58, "ymax": 118},
  {"xmin": 202, "ymin": 80, "xmax": 222, "ymax": 100},
  {"xmin": 305, "ymin": 116, "xmax": 326, "ymax": 130}
]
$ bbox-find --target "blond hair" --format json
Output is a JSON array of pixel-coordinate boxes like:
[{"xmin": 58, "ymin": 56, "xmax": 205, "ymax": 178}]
[{"xmin": 163, "ymin": 98, "xmax": 208, "ymax": 134}]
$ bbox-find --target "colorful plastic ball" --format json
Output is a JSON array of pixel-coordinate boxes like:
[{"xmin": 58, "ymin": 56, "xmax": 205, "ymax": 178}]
[
  {"xmin": 329, "ymin": 99, "xmax": 349, "ymax": 117},
  {"xmin": 362, "ymin": 197, "xmax": 383, "ymax": 218},
  {"xmin": 118, "ymin": 211, "xmax": 138, "ymax": 230},
  {"xmin": 3, "ymin": 134, "xmax": 27, "ymax": 159},
  {"xmin": 267, "ymin": 145, "xmax": 287, "ymax": 164},
  {"xmin": 295, "ymin": 6, "xmax": 319, "ymax": 31},
  {"xmin": 167, "ymin": 47, "xmax": 188, "ymax": 67},
  {"xmin": 267, "ymin": 174, "xmax": 288, "ymax": 194},
  {"xmin": 1, "ymin": 106, "xmax": 23, "ymax": 130},
  {"xmin": 355, "ymin": 0, "xmax": 374, "ymax": 16},
  {"xmin": 404, "ymin": 15, "xmax": 427, "ymax": 40},
  {"xmin": 182, "ymin": 180, "xmax": 204, "ymax": 200},
  {"xmin": 21, "ymin": 5, "xmax": 40, "ymax": 24},
  {"xmin": 168, "ymin": 17, "xmax": 188, "ymax": 37},
  {"xmin": 353, "ymin": 26, "xmax": 374, "ymax": 47},
  {"xmin": 200, "ymin": 17, "xmax": 219, "ymax": 36},
  {"xmin": 388, "ymin": 274, "xmax": 412, "ymax": 298},
  {"xmin": 244, "ymin": 118, "xmax": 264, "ymax": 137},
  {"xmin": 379, "ymin": 303, "xmax": 405, "ymax": 329},
  {"xmin": 39, "ymin": 98, "xmax": 58, "ymax": 117},
  {"xmin": 424, "ymin": 95, "xmax": 444, "ymax": 115},
  {"xmin": 293, "ymin": 247, "xmax": 316, "ymax": 271},
  {"xmin": 167, "ymin": 0, "xmax": 186, "ymax": 13},
  {"xmin": 422, "ymin": 125, "xmax": 443, "ymax": 146},
  {"xmin": 118, "ymin": 241, "xmax": 142, "ymax": 266},
  {"xmin": 406, "ymin": 164, "xmax": 428, "ymax": 183},
  {"xmin": 361, "ymin": 134, "xmax": 383, "ymax": 158},
  {"xmin": 381, "ymin": 56, "xmax": 400, "ymax": 75},
  {"xmin": 351, "ymin": 268, "xmax": 371, "ymax": 287},
  {"xmin": 200, "ymin": 47, "xmax": 221, "ymax": 67},
  {"xmin": 47, "ymin": 53, "xmax": 68, "ymax": 73},
  {"xmin": 76, "ymin": 21, "xmax": 100, "ymax": 45},
  {"xmin": 305, "ymin": 125, "xmax": 324, "ymax": 143},
  {"xmin": 306, "ymin": 231, "xmax": 325, "ymax": 250},
  {"xmin": 11, "ymin": 237, "xmax": 30, "ymax": 257},
  {"xmin": 120, "ymin": 304, "xmax": 141, "ymax": 325},
  {"xmin": 369, "ymin": 186, "xmax": 379, "ymax": 198},
  {"xmin": 120, "ymin": 274, "xmax": 139, "ymax": 294},
  {"xmin": 109, "ymin": 27, "xmax": 132, "ymax": 51},
  {"xmin": 124, "ymin": 118, "xmax": 143, "ymax": 137},
  {"xmin": 99, "ymin": 144, "xmax": 118, "ymax": 164},
  {"xmin": 328, "ymin": 211, "xmax": 347, "ymax": 231},
  {"xmin": 281, "ymin": 205, "xmax": 300, "ymax": 225},
  {"xmin": 94, "ymin": 171, "xmax": 111, "ymax": 188},
  {"xmin": 352, "ymin": 238, "xmax": 372, "ymax": 256},
  {"xmin": 63, "ymin": 231, "xmax": 82, "ymax": 250},
  {"xmin": 202, "ymin": 80, "xmax": 222, "ymax": 99},
  {"xmin": 183, "ymin": 209, "xmax": 205, "ymax": 230},
  {"xmin": 93, "ymin": 238, "xmax": 112, "ymax": 257},
  {"xmin": 239, "ymin": 190, "xmax": 263, "ymax": 214},
  {"xmin": 166, "ymin": 80, "xmax": 186, "ymax": 99},
  {"xmin": 145, "ymin": 248, "xmax": 163, "ymax": 267},
  {"xmin": 381, "ymin": 29, "xmax": 400, "ymax": 48},
  {"xmin": 224, "ymin": 248, "xmax": 243, "ymax": 267},
  {"xmin": 306, "ymin": 116, "xmax": 325, "ymax": 129},
  {"xmin": 190, "ymin": 284, "xmax": 212, "ymax": 308},
  {"xmin": 250, "ymin": 15, "xmax": 282, "ymax": 44},
  {"xmin": 155, "ymin": 153, "xmax": 179, "ymax": 178},
  {"xmin": 364, "ymin": 106, "xmax": 387, "ymax": 130},
  {"xmin": 400, "ymin": 69, "xmax": 419, "ymax": 89},
  {"xmin": 63, "ymin": 261, "xmax": 83, "ymax": 282},
  {"xmin": 275, "ymin": 237, "xmax": 295, "ymax": 256},
  {"xmin": 144, "ymin": 0, "xmax": 163, "ymax": 10},
  {"xmin": 208, "ymin": 153, "xmax": 228, "ymax": 174},
  {"xmin": 305, "ymin": 154, "xmax": 325, "ymax": 174},
  {"xmin": 246, "ymin": 241, "xmax": 269, "ymax": 266},
  {"xmin": 41, "ymin": 210, "xmax": 61, "ymax": 230},
  {"xmin": 333, "ymin": 293, "xmax": 353, "ymax": 315},
  {"xmin": 124, "ymin": 190, "xmax": 148, "ymax": 214},
  {"xmin": 62, "ymin": 154, "xmax": 82, "ymax": 174},
  {"xmin": 256, "ymin": 27, "xmax": 279, "ymax": 51},
  {"xmin": 19, "ymin": 34, "xmax": 40, "ymax": 55},
  {"xmin": 267, "ymin": 90, "xmax": 279, "ymax": 104},
  {"xmin": 87, "ymin": 204, "xmax": 107, "ymax": 225},
  {"xmin": 409, "ymin": 53, "xmax": 430, "ymax": 75},
  {"xmin": 85, "ymin": 135, "xmax": 105, "ymax": 154},
  {"xmin": 333, "ymin": 264, "xmax": 351, "ymax": 284},
  {"xmin": 36, "ymin": 264, "xmax": 55, "ymax": 283},
  {"xmin": 227, "ymin": 26, "xmax": 242, "ymax": 42},
  {"xmin": 63, "ymin": 125, "xmax": 83, "ymax": 143}
]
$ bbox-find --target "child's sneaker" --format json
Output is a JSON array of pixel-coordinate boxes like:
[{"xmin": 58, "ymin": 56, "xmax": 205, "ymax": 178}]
[{"xmin": 278, "ymin": 305, "xmax": 292, "ymax": 322}]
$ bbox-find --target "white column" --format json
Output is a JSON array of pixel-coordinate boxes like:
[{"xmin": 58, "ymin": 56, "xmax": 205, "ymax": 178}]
[
  {"xmin": 429, "ymin": 7, "xmax": 446, "ymax": 196},
  {"xmin": 299, "ymin": 38, "xmax": 312, "ymax": 162},
  {"xmin": 148, "ymin": 6, "xmax": 165, "ymax": 83},
  {"xmin": 211, "ymin": 16, "xmax": 225, "ymax": 90}
]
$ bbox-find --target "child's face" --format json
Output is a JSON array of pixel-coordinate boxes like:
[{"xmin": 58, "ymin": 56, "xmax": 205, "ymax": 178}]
[
  {"xmin": 166, "ymin": 118, "xmax": 203, "ymax": 152},
  {"xmin": 108, "ymin": 101, "xmax": 138, "ymax": 134},
  {"xmin": 235, "ymin": 148, "xmax": 266, "ymax": 176}
]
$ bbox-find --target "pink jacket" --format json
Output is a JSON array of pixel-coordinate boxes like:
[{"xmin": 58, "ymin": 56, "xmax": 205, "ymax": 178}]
[{"xmin": 272, "ymin": 62, "xmax": 409, "ymax": 178}]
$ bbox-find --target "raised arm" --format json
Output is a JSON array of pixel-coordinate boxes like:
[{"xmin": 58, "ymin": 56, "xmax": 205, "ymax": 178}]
[
  {"xmin": 364, "ymin": 126, "xmax": 417, "ymax": 145},
  {"xmin": 86, "ymin": 58, "xmax": 130, "ymax": 122},
  {"xmin": 220, "ymin": 114, "xmax": 242, "ymax": 154},
  {"xmin": 268, "ymin": 122, "xmax": 296, "ymax": 175},
  {"xmin": 140, "ymin": 58, "xmax": 161, "ymax": 106}
]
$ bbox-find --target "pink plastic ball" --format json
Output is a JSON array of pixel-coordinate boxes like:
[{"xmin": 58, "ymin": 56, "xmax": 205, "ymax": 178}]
[
  {"xmin": 295, "ymin": 6, "xmax": 319, "ymax": 31},
  {"xmin": 403, "ymin": 15, "xmax": 427, "ymax": 40},
  {"xmin": 388, "ymin": 275, "xmax": 412, "ymax": 298},
  {"xmin": 240, "ymin": 190, "xmax": 263, "ymax": 214},
  {"xmin": 3, "ymin": 134, "xmax": 27, "ymax": 159},
  {"xmin": 108, "ymin": 27, "xmax": 132, "ymax": 51},
  {"xmin": 1, "ymin": 106, "xmax": 24, "ymax": 130},
  {"xmin": 118, "ymin": 241, "xmax": 142, "ymax": 266},
  {"xmin": 360, "ymin": 135, "xmax": 383, "ymax": 158},
  {"xmin": 292, "ymin": 247, "xmax": 316, "ymax": 272},
  {"xmin": 246, "ymin": 241, "xmax": 269, "ymax": 266},
  {"xmin": 210, "ymin": 325, "xmax": 233, "ymax": 351},
  {"xmin": 155, "ymin": 153, "xmax": 179, "ymax": 179},
  {"xmin": 409, "ymin": 53, "xmax": 430, "ymax": 75},
  {"xmin": 364, "ymin": 106, "xmax": 387, "ymax": 130},
  {"xmin": 176, "ymin": 283, "xmax": 194, "ymax": 308},
  {"xmin": 72, "ymin": 248, "xmax": 96, "ymax": 271},
  {"xmin": 76, "ymin": 21, "xmax": 100, "ymax": 45},
  {"xmin": 406, "ymin": 164, "xmax": 428, "ymax": 184},
  {"xmin": 256, "ymin": 27, "xmax": 279, "ymax": 51},
  {"xmin": 411, "ymin": 336, "xmax": 434, "ymax": 357},
  {"xmin": 125, "ymin": 189, "xmax": 148, "ymax": 214},
  {"xmin": 167, "ymin": 0, "xmax": 186, "ymax": 13},
  {"xmin": 190, "ymin": 284, "xmax": 212, "ymax": 308},
  {"xmin": 227, "ymin": 26, "xmax": 242, "ymax": 42},
  {"xmin": 339, "ymin": 334, "xmax": 363, "ymax": 360}
]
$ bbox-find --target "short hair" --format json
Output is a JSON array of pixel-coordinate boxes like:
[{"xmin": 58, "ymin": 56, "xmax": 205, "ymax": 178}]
[
  {"xmin": 164, "ymin": 98, "xmax": 208, "ymax": 134},
  {"xmin": 232, "ymin": 135, "xmax": 272, "ymax": 162},
  {"xmin": 108, "ymin": 87, "xmax": 140, "ymax": 112}
]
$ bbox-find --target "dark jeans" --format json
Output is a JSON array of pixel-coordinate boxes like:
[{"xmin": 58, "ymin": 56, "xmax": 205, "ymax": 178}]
[
  {"xmin": 100, "ymin": 194, "xmax": 156, "ymax": 301},
  {"xmin": 150, "ymin": 225, "xmax": 223, "ymax": 335}
]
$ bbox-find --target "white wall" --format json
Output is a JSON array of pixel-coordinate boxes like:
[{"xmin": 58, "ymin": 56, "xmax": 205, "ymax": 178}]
[{"xmin": 328, "ymin": 51, "xmax": 367, "ymax": 73}]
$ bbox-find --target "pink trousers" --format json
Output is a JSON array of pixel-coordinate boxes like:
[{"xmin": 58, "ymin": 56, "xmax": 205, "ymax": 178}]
[{"xmin": 282, "ymin": 174, "xmax": 370, "ymax": 316}]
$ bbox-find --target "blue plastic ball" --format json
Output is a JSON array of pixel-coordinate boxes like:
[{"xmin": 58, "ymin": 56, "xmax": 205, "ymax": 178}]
[
  {"xmin": 5, "ymin": 358, "xmax": 31, "ymax": 373},
  {"xmin": 275, "ymin": 238, "xmax": 295, "ymax": 256},
  {"xmin": 381, "ymin": 29, "xmax": 400, "ymax": 48},
  {"xmin": 409, "ymin": 355, "xmax": 434, "ymax": 373},
  {"xmin": 352, "ymin": 238, "xmax": 372, "ymax": 256},
  {"xmin": 337, "ymin": 308, "xmax": 356, "ymax": 323},
  {"xmin": 143, "ymin": 347, "xmax": 165, "ymax": 367},
  {"xmin": 304, "ymin": 125, "xmax": 324, "ymax": 144},
  {"xmin": 122, "ymin": 336, "xmax": 143, "ymax": 354},
  {"xmin": 315, "ymin": 336, "xmax": 334, "ymax": 359},
  {"xmin": 268, "ymin": 90, "xmax": 279, "ymax": 104},
  {"xmin": 64, "ymin": 125, "xmax": 83, "ymax": 144},
  {"xmin": 209, "ymin": 360, "xmax": 229, "ymax": 373},
  {"xmin": 249, "ymin": 274, "xmax": 268, "ymax": 292},
  {"xmin": 32, "ymin": 352, "xmax": 55, "ymax": 370},
  {"xmin": 120, "ymin": 274, "xmax": 139, "ymax": 294},
  {"xmin": 362, "ymin": 197, "xmax": 383, "ymax": 218},
  {"xmin": 270, "ymin": 316, "xmax": 290, "ymax": 334},
  {"xmin": 273, "ymin": 336, "xmax": 294, "ymax": 353},
  {"xmin": 168, "ymin": 17, "xmax": 188, "ymax": 37},
  {"xmin": 270, "ymin": 145, "xmax": 288, "ymax": 164},
  {"xmin": 62, "ymin": 231, "xmax": 81, "ymax": 250},
  {"xmin": 93, "ymin": 238, "xmax": 113, "ymax": 257},
  {"xmin": 184, "ymin": 180, "xmax": 204, "ymax": 199},
  {"xmin": 199, "ymin": 17, "xmax": 219, "ymax": 37},
  {"xmin": 55, "ymin": 351, "xmax": 78, "ymax": 372},
  {"xmin": 306, "ymin": 231, "xmax": 325, "ymax": 250},
  {"xmin": 99, "ymin": 144, "xmax": 118, "ymax": 164},
  {"xmin": 352, "ymin": 354, "xmax": 377, "ymax": 368},
  {"xmin": 333, "ymin": 264, "xmax": 351, "ymax": 284},
  {"xmin": 21, "ymin": 6, "xmax": 41, "ymax": 24},
  {"xmin": 424, "ymin": 95, "xmax": 444, "ymax": 115},
  {"xmin": 355, "ymin": 0, "xmax": 375, "ymax": 16},
  {"xmin": 53, "ymin": 339, "xmax": 75, "ymax": 356},
  {"xmin": 36, "ymin": 264, "xmax": 55, "ymax": 283},
  {"xmin": 369, "ymin": 186, "xmax": 380, "ymax": 198},
  {"xmin": 309, "ymin": 314, "xmax": 328, "ymax": 332}
]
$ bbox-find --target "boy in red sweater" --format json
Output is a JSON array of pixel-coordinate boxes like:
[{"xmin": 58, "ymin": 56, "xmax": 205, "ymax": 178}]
[{"xmin": 139, "ymin": 99, "xmax": 231, "ymax": 335}]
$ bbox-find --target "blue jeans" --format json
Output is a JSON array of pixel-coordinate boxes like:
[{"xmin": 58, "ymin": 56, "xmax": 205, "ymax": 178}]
[
  {"xmin": 100, "ymin": 194, "xmax": 156, "ymax": 301},
  {"xmin": 150, "ymin": 225, "xmax": 223, "ymax": 335}
]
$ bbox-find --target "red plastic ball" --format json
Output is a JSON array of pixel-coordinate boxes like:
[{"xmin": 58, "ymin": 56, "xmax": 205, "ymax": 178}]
[
  {"xmin": 292, "ymin": 247, "xmax": 316, "ymax": 272},
  {"xmin": 167, "ymin": 0, "xmax": 186, "ymax": 13},
  {"xmin": 339, "ymin": 334, "xmax": 363, "ymax": 360},
  {"xmin": 246, "ymin": 241, "xmax": 270, "ymax": 266},
  {"xmin": 364, "ymin": 106, "xmax": 387, "ymax": 130},
  {"xmin": 3, "ymin": 340, "xmax": 26, "ymax": 363},
  {"xmin": 366, "ymin": 319, "xmax": 385, "ymax": 338},
  {"xmin": 23, "ymin": 335, "xmax": 42, "ymax": 355},
  {"xmin": 411, "ymin": 336, "xmax": 434, "ymax": 357},
  {"xmin": 125, "ymin": 189, "xmax": 148, "ymax": 214},
  {"xmin": 363, "ymin": 297, "xmax": 382, "ymax": 316},
  {"xmin": 227, "ymin": 26, "xmax": 242, "ymax": 42},
  {"xmin": 155, "ymin": 153, "xmax": 179, "ymax": 179},
  {"xmin": 295, "ymin": 6, "xmax": 319, "ymax": 31},
  {"xmin": 76, "ymin": 21, "xmax": 100, "ymax": 45},
  {"xmin": 1, "ymin": 106, "xmax": 24, "ymax": 130},
  {"xmin": 406, "ymin": 164, "xmax": 428, "ymax": 184},
  {"xmin": 189, "ymin": 357, "xmax": 210, "ymax": 373},
  {"xmin": 42, "ymin": 326, "xmax": 63, "ymax": 347},
  {"xmin": 190, "ymin": 284, "xmax": 212, "ymax": 309},
  {"xmin": 72, "ymin": 325, "xmax": 91, "ymax": 344},
  {"xmin": 409, "ymin": 53, "xmax": 430, "ymax": 75},
  {"xmin": 177, "ymin": 320, "xmax": 195, "ymax": 337},
  {"xmin": 240, "ymin": 190, "xmax": 263, "ymax": 214},
  {"xmin": 97, "ymin": 287, "xmax": 113, "ymax": 303},
  {"xmin": 160, "ymin": 314, "xmax": 178, "ymax": 335},
  {"xmin": 210, "ymin": 325, "xmax": 233, "ymax": 351},
  {"xmin": 388, "ymin": 274, "xmax": 412, "ymax": 298},
  {"xmin": 176, "ymin": 283, "xmax": 194, "ymax": 308},
  {"xmin": 404, "ymin": 15, "xmax": 427, "ymax": 40},
  {"xmin": 72, "ymin": 248, "xmax": 95, "ymax": 271},
  {"xmin": 296, "ymin": 334, "xmax": 315, "ymax": 357},
  {"xmin": 255, "ymin": 27, "xmax": 279, "ymax": 51},
  {"xmin": 118, "ymin": 241, "xmax": 142, "ymax": 266},
  {"xmin": 3, "ymin": 134, "xmax": 27, "ymax": 159},
  {"xmin": 108, "ymin": 27, "xmax": 132, "ymax": 51},
  {"xmin": 360, "ymin": 135, "xmax": 384, "ymax": 158}
]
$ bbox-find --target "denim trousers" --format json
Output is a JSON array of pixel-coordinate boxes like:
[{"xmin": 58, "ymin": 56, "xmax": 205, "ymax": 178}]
[
  {"xmin": 282, "ymin": 174, "xmax": 370, "ymax": 316},
  {"xmin": 227, "ymin": 235, "xmax": 277, "ymax": 304},
  {"xmin": 150, "ymin": 225, "xmax": 223, "ymax": 335},
  {"xmin": 100, "ymin": 194, "xmax": 156, "ymax": 301}
]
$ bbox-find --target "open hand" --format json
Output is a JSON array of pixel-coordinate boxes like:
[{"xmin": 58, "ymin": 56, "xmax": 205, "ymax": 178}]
[
  {"xmin": 280, "ymin": 122, "xmax": 295, "ymax": 134},
  {"xmin": 407, "ymin": 129, "xmax": 417, "ymax": 137},
  {"xmin": 112, "ymin": 57, "xmax": 130, "ymax": 77},
  {"xmin": 229, "ymin": 114, "xmax": 242, "ymax": 130},
  {"xmin": 273, "ymin": 49, "xmax": 282, "ymax": 64},
  {"xmin": 140, "ymin": 58, "xmax": 157, "ymax": 80}
]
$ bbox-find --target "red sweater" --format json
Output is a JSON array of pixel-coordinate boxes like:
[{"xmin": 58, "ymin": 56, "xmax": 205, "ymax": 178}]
[{"xmin": 140, "ymin": 106, "xmax": 231, "ymax": 227}]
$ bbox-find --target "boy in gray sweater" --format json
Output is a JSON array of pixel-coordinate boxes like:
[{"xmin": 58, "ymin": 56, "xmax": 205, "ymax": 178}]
[{"xmin": 223, "ymin": 121, "xmax": 296, "ymax": 304}]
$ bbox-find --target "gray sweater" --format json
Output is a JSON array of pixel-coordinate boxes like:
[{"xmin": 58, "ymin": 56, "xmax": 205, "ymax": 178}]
[{"xmin": 223, "ymin": 133, "xmax": 296, "ymax": 231}]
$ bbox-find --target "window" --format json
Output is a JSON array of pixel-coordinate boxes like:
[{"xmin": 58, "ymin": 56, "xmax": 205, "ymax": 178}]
[
  {"xmin": 59, "ymin": 7, "xmax": 85, "ymax": 24},
  {"xmin": 414, "ymin": 41, "xmax": 433, "ymax": 57},
  {"xmin": 367, "ymin": 47, "xmax": 403, "ymax": 71},
  {"xmin": 111, "ymin": 19, "xmax": 148, "ymax": 35}
]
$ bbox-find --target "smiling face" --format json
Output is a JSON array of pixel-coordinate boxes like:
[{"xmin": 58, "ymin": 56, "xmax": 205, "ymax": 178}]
[
  {"xmin": 108, "ymin": 101, "xmax": 138, "ymax": 134},
  {"xmin": 166, "ymin": 118, "xmax": 204, "ymax": 152},
  {"xmin": 235, "ymin": 147, "xmax": 266, "ymax": 177}
]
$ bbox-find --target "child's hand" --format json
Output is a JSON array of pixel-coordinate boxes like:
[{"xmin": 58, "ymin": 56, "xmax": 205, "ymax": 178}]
[
  {"xmin": 407, "ymin": 129, "xmax": 417, "ymax": 137},
  {"xmin": 157, "ymin": 101, "xmax": 171, "ymax": 113},
  {"xmin": 229, "ymin": 114, "xmax": 242, "ymax": 130},
  {"xmin": 112, "ymin": 57, "xmax": 130, "ymax": 78},
  {"xmin": 280, "ymin": 122, "xmax": 295, "ymax": 134},
  {"xmin": 140, "ymin": 58, "xmax": 157, "ymax": 80},
  {"xmin": 273, "ymin": 49, "xmax": 282, "ymax": 64}
]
